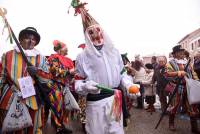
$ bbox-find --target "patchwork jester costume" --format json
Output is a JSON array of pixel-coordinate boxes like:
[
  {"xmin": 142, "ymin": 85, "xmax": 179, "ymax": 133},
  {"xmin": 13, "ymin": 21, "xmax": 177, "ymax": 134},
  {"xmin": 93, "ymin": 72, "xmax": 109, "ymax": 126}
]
[
  {"xmin": 47, "ymin": 40, "xmax": 75, "ymax": 130},
  {"xmin": 165, "ymin": 45, "xmax": 199, "ymax": 133},
  {"xmin": 0, "ymin": 27, "xmax": 49, "ymax": 134}
]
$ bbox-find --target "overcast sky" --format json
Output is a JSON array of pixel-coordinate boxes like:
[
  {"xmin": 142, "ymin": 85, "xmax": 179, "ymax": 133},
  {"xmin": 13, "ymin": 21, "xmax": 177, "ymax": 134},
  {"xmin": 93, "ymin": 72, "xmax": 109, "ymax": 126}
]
[{"xmin": 0, "ymin": 0, "xmax": 200, "ymax": 61}]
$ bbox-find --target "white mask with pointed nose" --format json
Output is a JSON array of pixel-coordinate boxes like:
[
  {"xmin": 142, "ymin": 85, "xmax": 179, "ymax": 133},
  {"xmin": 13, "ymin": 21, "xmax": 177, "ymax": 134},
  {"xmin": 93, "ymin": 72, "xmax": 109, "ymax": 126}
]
[{"xmin": 86, "ymin": 25, "xmax": 104, "ymax": 47}]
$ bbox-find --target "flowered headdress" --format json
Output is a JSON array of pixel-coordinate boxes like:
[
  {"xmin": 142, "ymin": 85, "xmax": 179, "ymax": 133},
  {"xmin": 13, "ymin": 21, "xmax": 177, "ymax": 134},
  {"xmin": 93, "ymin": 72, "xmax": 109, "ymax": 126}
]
[
  {"xmin": 69, "ymin": 0, "xmax": 99, "ymax": 32},
  {"xmin": 53, "ymin": 40, "xmax": 66, "ymax": 52},
  {"xmin": 69, "ymin": 0, "xmax": 115, "ymax": 57}
]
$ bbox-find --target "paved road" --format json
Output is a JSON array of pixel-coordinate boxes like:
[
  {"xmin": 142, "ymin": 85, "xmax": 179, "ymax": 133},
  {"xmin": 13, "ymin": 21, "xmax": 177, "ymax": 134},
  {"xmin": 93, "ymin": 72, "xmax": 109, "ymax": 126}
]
[
  {"xmin": 126, "ymin": 108, "xmax": 193, "ymax": 134},
  {"xmin": 44, "ymin": 109, "xmax": 196, "ymax": 134},
  {"xmin": 44, "ymin": 96, "xmax": 198, "ymax": 134}
]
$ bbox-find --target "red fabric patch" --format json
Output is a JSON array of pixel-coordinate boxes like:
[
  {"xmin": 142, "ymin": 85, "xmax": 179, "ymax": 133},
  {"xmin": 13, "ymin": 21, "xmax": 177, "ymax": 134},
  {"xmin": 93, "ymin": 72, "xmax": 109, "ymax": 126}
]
[
  {"xmin": 78, "ymin": 44, "xmax": 86, "ymax": 49},
  {"xmin": 0, "ymin": 89, "xmax": 12, "ymax": 110},
  {"xmin": 74, "ymin": 74, "xmax": 85, "ymax": 80},
  {"xmin": 48, "ymin": 54, "xmax": 74, "ymax": 69}
]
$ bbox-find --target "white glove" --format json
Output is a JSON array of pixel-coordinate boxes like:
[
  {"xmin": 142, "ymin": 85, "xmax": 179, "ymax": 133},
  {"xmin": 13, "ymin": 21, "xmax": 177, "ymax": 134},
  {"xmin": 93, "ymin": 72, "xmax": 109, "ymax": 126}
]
[{"xmin": 84, "ymin": 80, "xmax": 100, "ymax": 94}]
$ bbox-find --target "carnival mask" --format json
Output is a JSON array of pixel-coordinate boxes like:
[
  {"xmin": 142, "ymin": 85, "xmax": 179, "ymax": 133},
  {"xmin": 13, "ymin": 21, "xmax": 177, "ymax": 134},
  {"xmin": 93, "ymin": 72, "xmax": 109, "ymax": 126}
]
[{"xmin": 87, "ymin": 25, "xmax": 104, "ymax": 48}]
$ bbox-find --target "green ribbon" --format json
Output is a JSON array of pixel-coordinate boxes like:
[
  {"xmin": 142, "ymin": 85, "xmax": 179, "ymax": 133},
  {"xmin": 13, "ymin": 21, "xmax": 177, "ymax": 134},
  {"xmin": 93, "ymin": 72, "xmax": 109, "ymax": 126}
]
[
  {"xmin": 120, "ymin": 67, "xmax": 127, "ymax": 74},
  {"xmin": 96, "ymin": 84, "xmax": 114, "ymax": 94}
]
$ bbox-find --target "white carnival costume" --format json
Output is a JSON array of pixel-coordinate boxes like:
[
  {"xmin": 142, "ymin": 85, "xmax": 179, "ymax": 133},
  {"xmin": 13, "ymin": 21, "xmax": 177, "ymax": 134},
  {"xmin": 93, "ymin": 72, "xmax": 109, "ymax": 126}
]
[{"xmin": 71, "ymin": 1, "xmax": 140, "ymax": 133}]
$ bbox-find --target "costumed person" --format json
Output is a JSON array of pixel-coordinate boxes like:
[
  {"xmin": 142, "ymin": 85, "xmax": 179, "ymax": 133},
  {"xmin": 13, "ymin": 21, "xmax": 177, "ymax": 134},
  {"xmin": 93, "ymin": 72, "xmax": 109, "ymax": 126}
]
[
  {"xmin": 0, "ymin": 27, "xmax": 49, "ymax": 134},
  {"xmin": 120, "ymin": 53, "xmax": 134, "ymax": 127},
  {"xmin": 165, "ymin": 45, "xmax": 199, "ymax": 133},
  {"xmin": 76, "ymin": 43, "xmax": 87, "ymax": 134},
  {"xmin": 193, "ymin": 48, "xmax": 200, "ymax": 79},
  {"xmin": 141, "ymin": 63, "xmax": 156, "ymax": 113},
  {"xmin": 123, "ymin": 61, "xmax": 137, "ymax": 112},
  {"xmin": 70, "ymin": 1, "xmax": 140, "ymax": 134},
  {"xmin": 121, "ymin": 53, "xmax": 140, "ymax": 116},
  {"xmin": 193, "ymin": 48, "xmax": 200, "ymax": 118},
  {"xmin": 46, "ymin": 40, "xmax": 75, "ymax": 134}
]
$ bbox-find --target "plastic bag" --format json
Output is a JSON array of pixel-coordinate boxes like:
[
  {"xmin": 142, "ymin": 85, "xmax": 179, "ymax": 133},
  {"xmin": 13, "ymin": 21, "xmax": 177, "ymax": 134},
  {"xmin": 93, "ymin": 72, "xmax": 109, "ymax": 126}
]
[
  {"xmin": 2, "ymin": 93, "xmax": 33, "ymax": 132},
  {"xmin": 185, "ymin": 77, "xmax": 200, "ymax": 105},
  {"xmin": 63, "ymin": 86, "xmax": 80, "ymax": 111}
]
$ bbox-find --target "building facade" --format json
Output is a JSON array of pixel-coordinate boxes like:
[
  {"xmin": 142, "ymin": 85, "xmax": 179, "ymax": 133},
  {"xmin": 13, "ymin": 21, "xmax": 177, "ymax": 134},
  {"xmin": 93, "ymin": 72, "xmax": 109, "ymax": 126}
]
[
  {"xmin": 178, "ymin": 28, "xmax": 200, "ymax": 55},
  {"xmin": 142, "ymin": 54, "xmax": 166, "ymax": 64}
]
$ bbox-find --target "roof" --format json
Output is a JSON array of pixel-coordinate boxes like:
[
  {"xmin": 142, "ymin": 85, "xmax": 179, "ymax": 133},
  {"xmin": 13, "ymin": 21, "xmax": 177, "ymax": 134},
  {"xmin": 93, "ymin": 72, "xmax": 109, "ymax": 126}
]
[
  {"xmin": 178, "ymin": 27, "xmax": 200, "ymax": 43},
  {"xmin": 142, "ymin": 53, "xmax": 165, "ymax": 58}
]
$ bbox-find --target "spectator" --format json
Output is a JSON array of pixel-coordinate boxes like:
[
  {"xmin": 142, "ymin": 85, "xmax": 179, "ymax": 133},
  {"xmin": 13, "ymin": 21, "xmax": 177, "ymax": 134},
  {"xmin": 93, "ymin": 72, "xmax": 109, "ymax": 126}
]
[
  {"xmin": 152, "ymin": 56, "xmax": 168, "ymax": 113},
  {"xmin": 141, "ymin": 63, "xmax": 155, "ymax": 113}
]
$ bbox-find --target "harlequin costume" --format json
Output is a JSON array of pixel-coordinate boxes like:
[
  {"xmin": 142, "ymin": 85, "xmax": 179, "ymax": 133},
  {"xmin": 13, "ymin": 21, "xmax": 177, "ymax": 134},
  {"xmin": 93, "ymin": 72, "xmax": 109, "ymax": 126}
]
[{"xmin": 47, "ymin": 40, "xmax": 74, "ymax": 132}]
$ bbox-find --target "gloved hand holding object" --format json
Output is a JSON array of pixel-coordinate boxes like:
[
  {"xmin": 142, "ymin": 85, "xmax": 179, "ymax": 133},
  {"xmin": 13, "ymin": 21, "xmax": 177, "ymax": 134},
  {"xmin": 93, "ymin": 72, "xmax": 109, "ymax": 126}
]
[{"xmin": 84, "ymin": 80, "xmax": 100, "ymax": 94}]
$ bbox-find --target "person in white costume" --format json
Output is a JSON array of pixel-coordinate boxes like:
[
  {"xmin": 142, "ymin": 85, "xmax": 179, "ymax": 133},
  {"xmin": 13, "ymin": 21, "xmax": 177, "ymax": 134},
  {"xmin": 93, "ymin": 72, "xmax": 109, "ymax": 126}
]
[{"xmin": 71, "ymin": 1, "xmax": 140, "ymax": 134}]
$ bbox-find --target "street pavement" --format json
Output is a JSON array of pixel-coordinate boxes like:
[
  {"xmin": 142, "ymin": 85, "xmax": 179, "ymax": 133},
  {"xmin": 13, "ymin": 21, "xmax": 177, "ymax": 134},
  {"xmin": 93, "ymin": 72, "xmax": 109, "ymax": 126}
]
[
  {"xmin": 125, "ymin": 108, "xmax": 193, "ymax": 134},
  {"xmin": 125, "ymin": 95, "xmax": 197, "ymax": 134},
  {"xmin": 44, "ymin": 96, "xmax": 198, "ymax": 134}
]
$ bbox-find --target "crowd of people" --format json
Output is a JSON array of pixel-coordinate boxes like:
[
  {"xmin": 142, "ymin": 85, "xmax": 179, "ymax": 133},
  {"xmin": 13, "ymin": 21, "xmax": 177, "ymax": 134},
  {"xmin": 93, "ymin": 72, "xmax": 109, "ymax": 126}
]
[{"xmin": 0, "ymin": 1, "xmax": 200, "ymax": 134}]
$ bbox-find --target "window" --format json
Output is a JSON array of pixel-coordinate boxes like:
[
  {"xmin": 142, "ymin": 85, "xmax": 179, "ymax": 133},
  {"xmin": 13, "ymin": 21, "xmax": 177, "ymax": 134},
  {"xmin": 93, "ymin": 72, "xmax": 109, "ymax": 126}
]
[
  {"xmin": 198, "ymin": 39, "xmax": 200, "ymax": 47},
  {"xmin": 192, "ymin": 43, "xmax": 194, "ymax": 50}
]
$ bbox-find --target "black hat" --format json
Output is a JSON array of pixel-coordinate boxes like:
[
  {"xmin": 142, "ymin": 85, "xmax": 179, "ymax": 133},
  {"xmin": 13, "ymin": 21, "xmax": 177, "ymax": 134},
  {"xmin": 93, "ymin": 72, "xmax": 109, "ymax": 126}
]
[
  {"xmin": 18, "ymin": 27, "xmax": 40, "ymax": 45},
  {"xmin": 145, "ymin": 63, "xmax": 153, "ymax": 69},
  {"xmin": 172, "ymin": 45, "xmax": 185, "ymax": 54}
]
